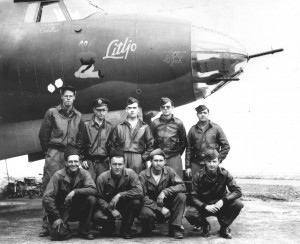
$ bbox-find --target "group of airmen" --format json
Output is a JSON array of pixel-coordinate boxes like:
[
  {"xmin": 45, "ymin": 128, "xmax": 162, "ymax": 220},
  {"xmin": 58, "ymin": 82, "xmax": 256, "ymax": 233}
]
[{"xmin": 38, "ymin": 85, "xmax": 243, "ymax": 240}]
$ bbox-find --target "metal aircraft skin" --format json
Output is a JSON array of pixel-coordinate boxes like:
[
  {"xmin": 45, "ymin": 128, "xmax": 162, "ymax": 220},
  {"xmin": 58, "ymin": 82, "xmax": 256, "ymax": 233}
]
[{"xmin": 0, "ymin": 0, "xmax": 282, "ymax": 160}]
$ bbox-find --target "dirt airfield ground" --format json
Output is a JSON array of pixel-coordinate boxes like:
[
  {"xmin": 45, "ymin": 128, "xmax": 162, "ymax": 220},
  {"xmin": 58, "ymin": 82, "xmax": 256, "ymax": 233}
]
[{"xmin": 1, "ymin": 179, "xmax": 300, "ymax": 244}]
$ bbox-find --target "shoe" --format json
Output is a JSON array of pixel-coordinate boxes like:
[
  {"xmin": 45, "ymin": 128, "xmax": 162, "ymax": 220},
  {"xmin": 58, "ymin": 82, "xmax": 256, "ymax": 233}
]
[
  {"xmin": 101, "ymin": 224, "xmax": 116, "ymax": 236},
  {"xmin": 62, "ymin": 232, "xmax": 72, "ymax": 240},
  {"xmin": 93, "ymin": 224, "xmax": 102, "ymax": 232},
  {"xmin": 169, "ymin": 227, "xmax": 184, "ymax": 239},
  {"xmin": 122, "ymin": 231, "xmax": 133, "ymax": 239},
  {"xmin": 219, "ymin": 226, "xmax": 232, "ymax": 239},
  {"xmin": 131, "ymin": 224, "xmax": 138, "ymax": 234},
  {"xmin": 66, "ymin": 225, "xmax": 72, "ymax": 233},
  {"xmin": 101, "ymin": 231, "xmax": 114, "ymax": 237},
  {"xmin": 39, "ymin": 227, "xmax": 50, "ymax": 237},
  {"xmin": 50, "ymin": 229, "xmax": 72, "ymax": 241},
  {"xmin": 180, "ymin": 225, "xmax": 185, "ymax": 231},
  {"xmin": 193, "ymin": 225, "xmax": 201, "ymax": 231},
  {"xmin": 201, "ymin": 221, "xmax": 211, "ymax": 237},
  {"xmin": 79, "ymin": 232, "xmax": 94, "ymax": 240},
  {"xmin": 141, "ymin": 227, "xmax": 152, "ymax": 237}
]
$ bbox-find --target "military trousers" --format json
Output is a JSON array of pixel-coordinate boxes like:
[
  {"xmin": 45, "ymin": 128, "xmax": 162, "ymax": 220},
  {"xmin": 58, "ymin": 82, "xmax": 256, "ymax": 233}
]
[
  {"xmin": 43, "ymin": 148, "xmax": 65, "ymax": 192},
  {"xmin": 125, "ymin": 152, "xmax": 144, "ymax": 174},
  {"xmin": 49, "ymin": 195, "xmax": 96, "ymax": 235},
  {"xmin": 86, "ymin": 156, "xmax": 109, "ymax": 182},
  {"xmin": 190, "ymin": 162, "xmax": 205, "ymax": 178},
  {"xmin": 42, "ymin": 148, "xmax": 66, "ymax": 230},
  {"xmin": 93, "ymin": 199, "xmax": 142, "ymax": 235},
  {"xmin": 185, "ymin": 199, "xmax": 244, "ymax": 228},
  {"xmin": 166, "ymin": 154, "xmax": 183, "ymax": 179},
  {"xmin": 139, "ymin": 192, "xmax": 186, "ymax": 231}
]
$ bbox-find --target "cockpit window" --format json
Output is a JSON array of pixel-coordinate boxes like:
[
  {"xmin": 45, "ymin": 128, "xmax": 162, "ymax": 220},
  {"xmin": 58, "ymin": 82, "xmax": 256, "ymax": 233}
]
[
  {"xmin": 64, "ymin": 0, "xmax": 102, "ymax": 20},
  {"xmin": 37, "ymin": 2, "xmax": 66, "ymax": 22},
  {"xmin": 25, "ymin": 3, "xmax": 40, "ymax": 23},
  {"xmin": 24, "ymin": 0, "xmax": 101, "ymax": 23}
]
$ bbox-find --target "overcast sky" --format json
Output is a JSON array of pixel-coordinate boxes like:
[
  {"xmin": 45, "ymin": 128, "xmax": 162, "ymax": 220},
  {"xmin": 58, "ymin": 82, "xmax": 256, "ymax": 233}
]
[{"xmin": 1, "ymin": 0, "xmax": 299, "ymax": 181}]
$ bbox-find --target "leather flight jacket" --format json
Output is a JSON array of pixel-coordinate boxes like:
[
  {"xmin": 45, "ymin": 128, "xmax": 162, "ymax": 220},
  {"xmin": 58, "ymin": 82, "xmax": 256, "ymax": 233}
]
[
  {"xmin": 151, "ymin": 115, "xmax": 187, "ymax": 158},
  {"xmin": 39, "ymin": 104, "xmax": 82, "ymax": 153},
  {"xmin": 110, "ymin": 119, "xmax": 154, "ymax": 161}
]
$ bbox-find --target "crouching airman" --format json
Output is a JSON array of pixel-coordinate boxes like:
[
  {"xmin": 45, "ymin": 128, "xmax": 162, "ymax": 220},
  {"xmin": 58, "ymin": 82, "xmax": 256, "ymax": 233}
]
[{"xmin": 185, "ymin": 149, "xmax": 243, "ymax": 239}]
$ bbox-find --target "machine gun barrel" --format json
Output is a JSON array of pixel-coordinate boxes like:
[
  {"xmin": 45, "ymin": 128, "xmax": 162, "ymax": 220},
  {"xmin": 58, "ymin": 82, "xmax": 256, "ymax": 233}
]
[{"xmin": 248, "ymin": 48, "xmax": 284, "ymax": 60}]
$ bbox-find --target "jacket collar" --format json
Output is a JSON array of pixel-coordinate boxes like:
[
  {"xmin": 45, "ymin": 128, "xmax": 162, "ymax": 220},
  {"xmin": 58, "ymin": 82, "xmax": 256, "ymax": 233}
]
[
  {"xmin": 196, "ymin": 120, "xmax": 212, "ymax": 130},
  {"xmin": 145, "ymin": 166, "xmax": 168, "ymax": 185},
  {"xmin": 202, "ymin": 166, "xmax": 223, "ymax": 177},
  {"xmin": 58, "ymin": 104, "xmax": 73, "ymax": 112},
  {"xmin": 121, "ymin": 117, "xmax": 146, "ymax": 126},
  {"xmin": 61, "ymin": 168, "xmax": 82, "ymax": 187},
  {"xmin": 145, "ymin": 166, "xmax": 168, "ymax": 177},
  {"xmin": 107, "ymin": 168, "xmax": 129, "ymax": 189},
  {"xmin": 91, "ymin": 115, "xmax": 106, "ymax": 128},
  {"xmin": 159, "ymin": 114, "xmax": 175, "ymax": 123},
  {"xmin": 57, "ymin": 104, "xmax": 80, "ymax": 116}
]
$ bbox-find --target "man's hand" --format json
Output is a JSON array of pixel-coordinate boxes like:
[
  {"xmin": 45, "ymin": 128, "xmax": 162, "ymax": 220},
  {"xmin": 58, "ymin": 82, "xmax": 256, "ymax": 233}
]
[
  {"xmin": 53, "ymin": 219, "xmax": 64, "ymax": 231},
  {"xmin": 82, "ymin": 160, "xmax": 89, "ymax": 169},
  {"xmin": 214, "ymin": 200, "xmax": 224, "ymax": 210},
  {"xmin": 64, "ymin": 190, "xmax": 75, "ymax": 205},
  {"xmin": 157, "ymin": 191, "xmax": 165, "ymax": 206},
  {"xmin": 205, "ymin": 204, "xmax": 219, "ymax": 213},
  {"xmin": 109, "ymin": 194, "xmax": 121, "ymax": 210},
  {"xmin": 185, "ymin": 168, "xmax": 192, "ymax": 178},
  {"xmin": 161, "ymin": 207, "xmax": 171, "ymax": 218},
  {"xmin": 111, "ymin": 209, "xmax": 122, "ymax": 220}
]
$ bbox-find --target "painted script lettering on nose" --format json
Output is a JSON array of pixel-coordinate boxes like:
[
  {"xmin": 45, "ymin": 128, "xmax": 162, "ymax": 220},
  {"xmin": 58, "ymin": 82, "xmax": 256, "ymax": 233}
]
[{"xmin": 103, "ymin": 37, "xmax": 137, "ymax": 60}]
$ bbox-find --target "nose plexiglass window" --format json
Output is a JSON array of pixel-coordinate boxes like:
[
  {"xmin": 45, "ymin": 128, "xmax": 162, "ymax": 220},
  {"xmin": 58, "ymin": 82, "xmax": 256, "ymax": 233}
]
[{"xmin": 191, "ymin": 25, "xmax": 247, "ymax": 99}]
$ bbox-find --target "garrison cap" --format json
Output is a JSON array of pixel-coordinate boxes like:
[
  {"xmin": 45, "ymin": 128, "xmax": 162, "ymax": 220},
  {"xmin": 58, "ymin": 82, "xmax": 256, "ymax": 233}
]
[
  {"xmin": 195, "ymin": 104, "xmax": 209, "ymax": 113},
  {"xmin": 150, "ymin": 148, "xmax": 166, "ymax": 159},
  {"xmin": 160, "ymin": 97, "xmax": 174, "ymax": 106},
  {"xmin": 64, "ymin": 144, "xmax": 80, "ymax": 161},
  {"xmin": 126, "ymin": 97, "xmax": 139, "ymax": 106},
  {"xmin": 205, "ymin": 149, "xmax": 219, "ymax": 160},
  {"xmin": 92, "ymin": 98, "xmax": 110, "ymax": 108},
  {"xmin": 60, "ymin": 85, "xmax": 76, "ymax": 95},
  {"xmin": 109, "ymin": 149, "xmax": 125, "ymax": 159}
]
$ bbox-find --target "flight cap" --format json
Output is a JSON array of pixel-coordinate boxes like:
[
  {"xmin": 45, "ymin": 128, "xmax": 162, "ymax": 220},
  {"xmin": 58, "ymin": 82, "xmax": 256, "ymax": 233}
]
[
  {"xmin": 64, "ymin": 144, "xmax": 80, "ymax": 161},
  {"xmin": 92, "ymin": 98, "xmax": 110, "ymax": 108},
  {"xmin": 109, "ymin": 149, "xmax": 125, "ymax": 159},
  {"xmin": 60, "ymin": 85, "xmax": 76, "ymax": 95},
  {"xmin": 126, "ymin": 97, "xmax": 139, "ymax": 106},
  {"xmin": 160, "ymin": 97, "xmax": 174, "ymax": 106},
  {"xmin": 150, "ymin": 148, "xmax": 166, "ymax": 159},
  {"xmin": 205, "ymin": 149, "xmax": 219, "ymax": 160},
  {"xmin": 195, "ymin": 104, "xmax": 209, "ymax": 113}
]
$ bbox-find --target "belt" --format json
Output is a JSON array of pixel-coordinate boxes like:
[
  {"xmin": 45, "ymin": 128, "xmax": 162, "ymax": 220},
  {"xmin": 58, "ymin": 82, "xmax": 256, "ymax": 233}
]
[
  {"xmin": 87, "ymin": 155, "xmax": 107, "ymax": 162},
  {"xmin": 48, "ymin": 145, "xmax": 66, "ymax": 152},
  {"xmin": 191, "ymin": 159, "xmax": 206, "ymax": 165}
]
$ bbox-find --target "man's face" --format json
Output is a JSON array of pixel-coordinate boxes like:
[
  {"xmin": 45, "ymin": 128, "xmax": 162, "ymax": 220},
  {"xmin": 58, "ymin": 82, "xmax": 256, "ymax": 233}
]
[
  {"xmin": 61, "ymin": 90, "xmax": 75, "ymax": 108},
  {"xmin": 93, "ymin": 106, "xmax": 108, "ymax": 120},
  {"xmin": 197, "ymin": 109, "xmax": 209, "ymax": 122},
  {"xmin": 65, "ymin": 155, "xmax": 80, "ymax": 173},
  {"xmin": 205, "ymin": 157, "xmax": 220, "ymax": 174},
  {"xmin": 160, "ymin": 102, "xmax": 173, "ymax": 117},
  {"xmin": 110, "ymin": 157, "xmax": 125, "ymax": 176},
  {"xmin": 126, "ymin": 102, "xmax": 139, "ymax": 118},
  {"xmin": 151, "ymin": 155, "xmax": 166, "ymax": 172}
]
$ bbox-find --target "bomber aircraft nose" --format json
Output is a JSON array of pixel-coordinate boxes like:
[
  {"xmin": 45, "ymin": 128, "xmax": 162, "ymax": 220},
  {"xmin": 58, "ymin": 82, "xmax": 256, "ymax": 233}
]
[{"xmin": 191, "ymin": 25, "xmax": 248, "ymax": 99}]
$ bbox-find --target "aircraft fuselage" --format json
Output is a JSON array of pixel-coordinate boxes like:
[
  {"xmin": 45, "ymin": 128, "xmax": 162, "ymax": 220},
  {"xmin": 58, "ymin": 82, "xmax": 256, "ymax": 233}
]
[{"xmin": 0, "ymin": 0, "xmax": 248, "ymax": 160}]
